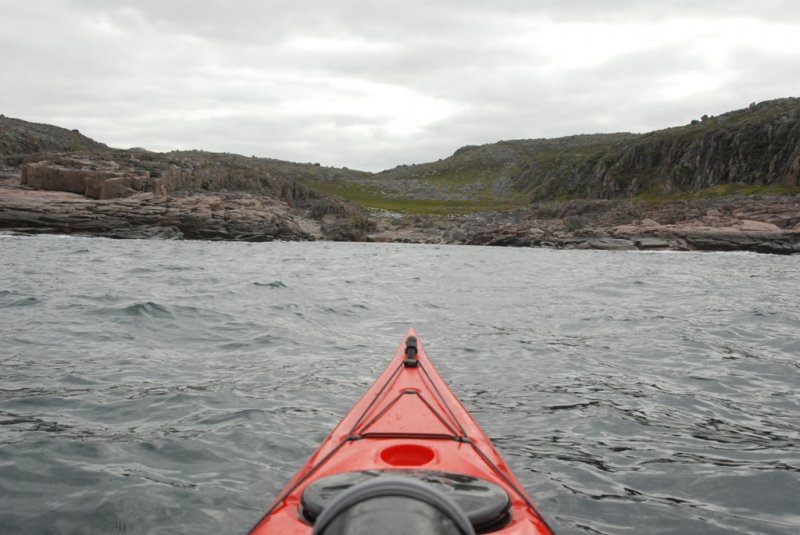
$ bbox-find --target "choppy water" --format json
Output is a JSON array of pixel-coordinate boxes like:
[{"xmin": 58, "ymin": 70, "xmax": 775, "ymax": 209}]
[{"xmin": 1, "ymin": 234, "xmax": 799, "ymax": 534}]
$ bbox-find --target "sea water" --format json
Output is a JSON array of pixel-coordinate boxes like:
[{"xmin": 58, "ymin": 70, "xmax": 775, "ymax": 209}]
[{"xmin": 1, "ymin": 234, "xmax": 799, "ymax": 534}]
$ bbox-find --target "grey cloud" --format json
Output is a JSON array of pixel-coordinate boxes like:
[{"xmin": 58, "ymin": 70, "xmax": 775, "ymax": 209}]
[
  {"xmin": 71, "ymin": 0, "xmax": 800, "ymax": 34},
  {"xmin": 3, "ymin": 1, "xmax": 799, "ymax": 172},
  {"xmin": 726, "ymin": 47, "xmax": 800, "ymax": 97}
]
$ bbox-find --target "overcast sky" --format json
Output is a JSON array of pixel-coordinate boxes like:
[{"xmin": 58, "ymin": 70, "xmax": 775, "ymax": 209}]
[{"xmin": 2, "ymin": 1, "xmax": 799, "ymax": 171}]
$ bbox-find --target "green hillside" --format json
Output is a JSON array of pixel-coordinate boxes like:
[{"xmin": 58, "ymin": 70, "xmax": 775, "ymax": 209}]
[{"xmin": 300, "ymin": 98, "xmax": 800, "ymax": 215}]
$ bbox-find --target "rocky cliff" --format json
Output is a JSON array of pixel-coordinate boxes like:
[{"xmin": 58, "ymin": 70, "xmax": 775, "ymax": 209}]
[
  {"xmin": 0, "ymin": 116, "xmax": 375, "ymax": 241},
  {"xmin": 503, "ymin": 98, "xmax": 800, "ymax": 200},
  {"xmin": 0, "ymin": 186, "xmax": 312, "ymax": 241},
  {"xmin": 595, "ymin": 98, "xmax": 800, "ymax": 198}
]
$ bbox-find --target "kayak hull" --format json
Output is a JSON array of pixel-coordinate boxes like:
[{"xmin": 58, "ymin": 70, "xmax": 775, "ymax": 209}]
[{"xmin": 249, "ymin": 329, "xmax": 553, "ymax": 534}]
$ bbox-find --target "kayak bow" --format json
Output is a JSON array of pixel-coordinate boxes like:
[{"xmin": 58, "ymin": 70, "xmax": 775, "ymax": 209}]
[{"xmin": 249, "ymin": 329, "xmax": 554, "ymax": 534}]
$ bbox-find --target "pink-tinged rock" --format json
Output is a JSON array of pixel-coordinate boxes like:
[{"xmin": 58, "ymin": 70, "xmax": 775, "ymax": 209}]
[
  {"xmin": 100, "ymin": 177, "xmax": 136, "ymax": 199},
  {"xmin": 22, "ymin": 164, "xmax": 89, "ymax": 194},
  {"xmin": 84, "ymin": 172, "xmax": 124, "ymax": 198},
  {"xmin": 611, "ymin": 224, "xmax": 646, "ymax": 235},
  {"xmin": 153, "ymin": 179, "xmax": 166, "ymax": 196},
  {"xmin": 738, "ymin": 220, "xmax": 782, "ymax": 232}
]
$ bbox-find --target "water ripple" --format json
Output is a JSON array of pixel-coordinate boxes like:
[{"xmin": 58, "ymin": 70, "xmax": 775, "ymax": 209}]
[{"xmin": 1, "ymin": 237, "xmax": 798, "ymax": 534}]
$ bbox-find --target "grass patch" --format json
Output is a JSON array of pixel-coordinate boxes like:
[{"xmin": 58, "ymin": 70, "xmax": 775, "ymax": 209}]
[
  {"xmin": 306, "ymin": 178, "xmax": 528, "ymax": 215},
  {"xmin": 364, "ymin": 198, "xmax": 527, "ymax": 215}
]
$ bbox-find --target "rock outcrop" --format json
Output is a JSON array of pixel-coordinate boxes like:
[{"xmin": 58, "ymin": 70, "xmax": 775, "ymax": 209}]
[
  {"xmin": 21, "ymin": 159, "xmax": 166, "ymax": 199},
  {"xmin": 0, "ymin": 183, "xmax": 312, "ymax": 241},
  {"xmin": 598, "ymin": 99, "xmax": 800, "ymax": 197},
  {"xmin": 0, "ymin": 117, "xmax": 379, "ymax": 242},
  {"xmin": 367, "ymin": 194, "xmax": 800, "ymax": 255},
  {"xmin": 505, "ymin": 99, "xmax": 800, "ymax": 199},
  {"xmin": 14, "ymin": 150, "xmax": 321, "ymax": 205}
]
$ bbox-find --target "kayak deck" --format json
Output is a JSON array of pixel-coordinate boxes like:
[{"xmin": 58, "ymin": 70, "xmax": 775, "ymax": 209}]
[{"xmin": 249, "ymin": 329, "xmax": 553, "ymax": 534}]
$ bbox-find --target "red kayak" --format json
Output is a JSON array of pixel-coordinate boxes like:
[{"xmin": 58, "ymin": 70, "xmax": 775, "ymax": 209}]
[{"xmin": 249, "ymin": 329, "xmax": 554, "ymax": 534}]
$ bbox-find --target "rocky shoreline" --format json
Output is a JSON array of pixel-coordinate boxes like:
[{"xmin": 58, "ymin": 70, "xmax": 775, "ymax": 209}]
[
  {"xmin": 367, "ymin": 195, "xmax": 800, "ymax": 255},
  {"xmin": 0, "ymin": 151, "xmax": 370, "ymax": 243},
  {"xmin": 3, "ymin": 173, "xmax": 799, "ymax": 254},
  {"xmin": 0, "ymin": 176, "xmax": 313, "ymax": 241},
  {"xmin": 3, "ymin": 108, "xmax": 799, "ymax": 254}
]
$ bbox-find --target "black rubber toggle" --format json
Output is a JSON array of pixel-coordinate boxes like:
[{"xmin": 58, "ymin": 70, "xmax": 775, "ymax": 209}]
[
  {"xmin": 405, "ymin": 336, "xmax": 418, "ymax": 358},
  {"xmin": 404, "ymin": 336, "xmax": 419, "ymax": 367}
]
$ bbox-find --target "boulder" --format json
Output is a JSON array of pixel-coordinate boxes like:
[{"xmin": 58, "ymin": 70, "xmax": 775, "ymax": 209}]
[
  {"xmin": 634, "ymin": 237, "xmax": 672, "ymax": 250},
  {"xmin": 683, "ymin": 230, "xmax": 800, "ymax": 255},
  {"xmin": 586, "ymin": 237, "xmax": 636, "ymax": 250}
]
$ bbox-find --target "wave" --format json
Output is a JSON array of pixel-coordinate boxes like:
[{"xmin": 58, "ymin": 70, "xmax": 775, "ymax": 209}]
[
  {"xmin": 253, "ymin": 280, "xmax": 288, "ymax": 289},
  {"xmin": 0, "ymin": 292, "xmax": 41, "ymax": 308},
  {"xmin": 118, "ymin": 301, "xmax": 173, "ymax": 318}
]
